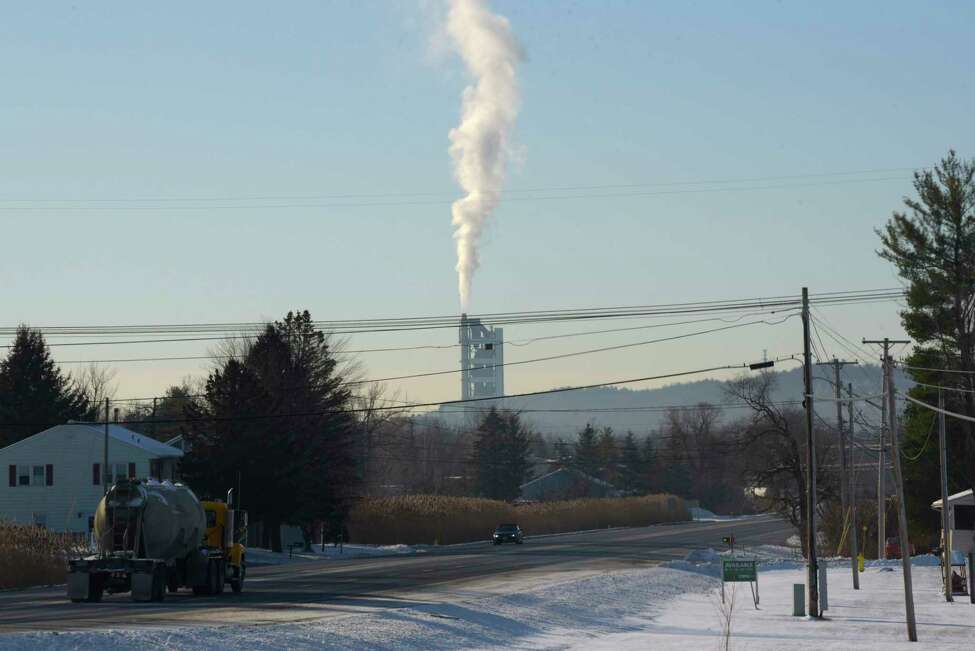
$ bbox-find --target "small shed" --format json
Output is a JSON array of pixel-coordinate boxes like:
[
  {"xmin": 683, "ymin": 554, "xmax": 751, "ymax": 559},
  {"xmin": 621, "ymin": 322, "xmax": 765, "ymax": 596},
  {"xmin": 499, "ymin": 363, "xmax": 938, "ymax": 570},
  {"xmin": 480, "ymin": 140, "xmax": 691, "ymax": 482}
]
[{"xmin": 931, "ymin": 489, "xmax": 975, "ymax": 555}]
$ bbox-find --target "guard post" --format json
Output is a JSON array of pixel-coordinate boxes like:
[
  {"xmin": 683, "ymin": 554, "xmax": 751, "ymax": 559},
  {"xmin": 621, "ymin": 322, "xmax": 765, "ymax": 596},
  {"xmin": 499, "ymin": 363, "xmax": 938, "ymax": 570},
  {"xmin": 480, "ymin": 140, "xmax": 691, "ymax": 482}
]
[{"xmin": 722, "ymin": 559, "xmax": 759, "ymax": 609}]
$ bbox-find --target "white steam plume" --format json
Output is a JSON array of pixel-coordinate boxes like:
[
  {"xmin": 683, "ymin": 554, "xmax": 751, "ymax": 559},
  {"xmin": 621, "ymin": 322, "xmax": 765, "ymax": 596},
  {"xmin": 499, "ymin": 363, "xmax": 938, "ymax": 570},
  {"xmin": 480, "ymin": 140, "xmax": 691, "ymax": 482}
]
[{"xmin": 446, "ymin": 0, "xmax": 522, "ymax": 311}]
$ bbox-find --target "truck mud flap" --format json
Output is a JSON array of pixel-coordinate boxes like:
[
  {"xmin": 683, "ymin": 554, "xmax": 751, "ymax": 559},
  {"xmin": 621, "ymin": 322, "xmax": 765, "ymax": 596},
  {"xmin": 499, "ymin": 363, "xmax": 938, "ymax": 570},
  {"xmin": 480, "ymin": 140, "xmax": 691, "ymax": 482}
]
[
  {"xmin": 68, "ymin": 572, "xmax": 91, "ymax": 602},
  {"xmin": 68, "ymin": 571, "xmax": 102, "ymax": 603}
]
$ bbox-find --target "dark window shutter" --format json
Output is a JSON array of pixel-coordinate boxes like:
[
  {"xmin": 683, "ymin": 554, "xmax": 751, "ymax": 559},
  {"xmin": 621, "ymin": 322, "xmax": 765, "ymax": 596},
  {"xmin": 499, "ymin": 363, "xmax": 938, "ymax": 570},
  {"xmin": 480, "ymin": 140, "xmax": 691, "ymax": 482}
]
[
  {"xmin": 128, "ymin": 463, "xmax": 136, "ymax": 479},
  {"xmin": 93, "ymin": 463, "xmax": 100, "ymax": 486},
  {"xmin": 8, "ymin": 465, "xmax": 14, "ymax": 488},
  {"xmin": 45, "ymin": 464, "xmax": 53, "ymax": 486}
]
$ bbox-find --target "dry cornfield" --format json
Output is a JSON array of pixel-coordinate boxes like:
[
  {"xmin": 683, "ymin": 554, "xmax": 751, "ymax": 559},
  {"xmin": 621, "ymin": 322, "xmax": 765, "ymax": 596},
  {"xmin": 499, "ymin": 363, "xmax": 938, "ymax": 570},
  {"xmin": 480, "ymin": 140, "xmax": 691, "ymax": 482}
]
[
  {"xmin": 346, "ymin": 494, "xmax": 688, "ymax": 545},
  {"xmin": 0, "ymin": 521, "xmax": 85, "ymax": 590}
]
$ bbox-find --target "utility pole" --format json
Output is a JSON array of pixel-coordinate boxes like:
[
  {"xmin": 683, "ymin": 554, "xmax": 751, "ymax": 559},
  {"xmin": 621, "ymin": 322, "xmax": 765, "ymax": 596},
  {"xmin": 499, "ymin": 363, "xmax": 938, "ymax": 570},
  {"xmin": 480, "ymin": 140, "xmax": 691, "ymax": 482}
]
[
  {"xmin": 863, "ymin": 337, "xmax": 916, "ymax": 642},
  {"xmin": 938, "ymin": 389, "xmax": 952, "ymax": 602},
  {"xmin": 848, "ymin": 383, "xmax": 860, "ymax": 590},
  {"xmin": 816, "ymin": 358, "xmax": 858, "ymax": 588},
  {"xmin": 802, "ymin": 288, "xmax": 819, "ymax": 617},
  {"xmin": 103, "ymin": 398, "xmax": 110, "ymax": 495}
]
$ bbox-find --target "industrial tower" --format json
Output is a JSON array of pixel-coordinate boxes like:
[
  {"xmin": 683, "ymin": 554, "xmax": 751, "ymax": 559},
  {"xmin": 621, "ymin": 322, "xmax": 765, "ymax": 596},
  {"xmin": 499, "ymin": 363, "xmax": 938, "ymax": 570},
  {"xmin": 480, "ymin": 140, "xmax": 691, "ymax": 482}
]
[{"xmin": 458, "ymin": 314, "xmax": 504, "ymax": 403}]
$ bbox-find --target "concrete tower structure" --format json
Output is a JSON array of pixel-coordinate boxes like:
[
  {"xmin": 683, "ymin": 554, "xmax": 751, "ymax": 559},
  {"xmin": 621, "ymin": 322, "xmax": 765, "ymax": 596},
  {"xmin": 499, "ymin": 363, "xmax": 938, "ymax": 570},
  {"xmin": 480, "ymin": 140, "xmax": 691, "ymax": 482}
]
[{"xmin": 459, "ymin": 314, "xmax": 504, "ymax": 403}]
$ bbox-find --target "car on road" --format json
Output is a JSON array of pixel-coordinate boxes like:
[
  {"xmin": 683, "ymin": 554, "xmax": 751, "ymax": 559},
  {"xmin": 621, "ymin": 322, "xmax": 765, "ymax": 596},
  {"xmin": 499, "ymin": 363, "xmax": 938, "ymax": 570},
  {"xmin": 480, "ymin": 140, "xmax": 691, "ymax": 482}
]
[{"xmin": 493, "ymin": 523, "xmax": 524, "ymax": 545}]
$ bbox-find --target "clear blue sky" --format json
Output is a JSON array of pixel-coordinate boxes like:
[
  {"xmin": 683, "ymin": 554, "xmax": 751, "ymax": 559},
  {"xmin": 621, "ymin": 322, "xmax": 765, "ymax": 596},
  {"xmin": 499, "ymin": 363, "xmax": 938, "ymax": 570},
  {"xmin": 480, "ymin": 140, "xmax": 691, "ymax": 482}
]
[{"xmin": 1, "ymin": 1, "xmax": 972, "ymax": 403}]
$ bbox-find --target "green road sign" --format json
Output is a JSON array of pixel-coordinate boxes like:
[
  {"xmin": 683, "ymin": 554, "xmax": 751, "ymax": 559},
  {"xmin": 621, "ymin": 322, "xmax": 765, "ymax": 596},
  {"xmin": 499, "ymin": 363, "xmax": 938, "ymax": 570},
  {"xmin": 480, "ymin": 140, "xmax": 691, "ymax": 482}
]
[{"xmin": 722, "ymin": 559, "xmax": 757, "ymax": 582}]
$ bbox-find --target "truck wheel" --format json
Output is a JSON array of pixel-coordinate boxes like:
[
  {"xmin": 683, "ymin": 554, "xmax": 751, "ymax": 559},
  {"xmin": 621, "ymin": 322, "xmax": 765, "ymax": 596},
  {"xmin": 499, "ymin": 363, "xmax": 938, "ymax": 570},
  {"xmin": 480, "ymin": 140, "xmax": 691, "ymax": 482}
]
[
  {"xmin": 231, "ymin": 562, "xmax": 245, "ymax": 593},
  {"xmin": 151, "ymin": 566, "xmax": 165, "ymax": 602},
  {"xmin": 88, "ymin": 576, "xmax": 104, "ymax": 603},
  {"xmin": 215, "ymin": 561, "xmax": 225, "ymax": 595},
  {"xmin": 208, "ymin": 560, "xmax": 220, "ymax": 595}
]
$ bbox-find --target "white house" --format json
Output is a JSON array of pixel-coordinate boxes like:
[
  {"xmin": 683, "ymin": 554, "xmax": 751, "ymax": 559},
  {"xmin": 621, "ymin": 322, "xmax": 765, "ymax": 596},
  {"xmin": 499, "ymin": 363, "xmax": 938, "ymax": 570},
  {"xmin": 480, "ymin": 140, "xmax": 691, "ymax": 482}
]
[
  {"xmin": 932, "ymin": 489, "xmax": 975, "ymax": 555},
  {"xmin": 0, "ymin": 422, "xmax": 183, "ymax": 533}
]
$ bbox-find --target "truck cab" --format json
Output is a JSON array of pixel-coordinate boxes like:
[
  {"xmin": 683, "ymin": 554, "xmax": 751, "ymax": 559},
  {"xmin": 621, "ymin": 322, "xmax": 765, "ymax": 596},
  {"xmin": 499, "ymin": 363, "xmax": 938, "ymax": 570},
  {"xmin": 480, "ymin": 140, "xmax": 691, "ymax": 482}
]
[{"xmin": 200, "ymin": 492, "xmax": 248, "ymax": 593}]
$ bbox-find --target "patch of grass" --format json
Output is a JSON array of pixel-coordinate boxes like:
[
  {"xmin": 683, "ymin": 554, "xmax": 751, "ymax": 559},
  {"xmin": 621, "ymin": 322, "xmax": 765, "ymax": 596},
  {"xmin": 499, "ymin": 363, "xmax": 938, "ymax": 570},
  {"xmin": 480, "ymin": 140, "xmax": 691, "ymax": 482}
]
[
  {"xmin": 346, "ymin": 494, "xmax": 688, "ymax": 545},
  {"xmin": 0, "ymin": 521, "xmax": 84, "ymax": 590}
]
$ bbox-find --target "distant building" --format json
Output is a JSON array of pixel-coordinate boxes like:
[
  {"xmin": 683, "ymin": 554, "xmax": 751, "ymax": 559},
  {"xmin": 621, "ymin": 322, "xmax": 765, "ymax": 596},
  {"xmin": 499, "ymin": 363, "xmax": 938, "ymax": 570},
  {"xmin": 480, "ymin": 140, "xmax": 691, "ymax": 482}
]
[
  {"xmin": 0, "ymin": 423, "xmax": 182, "ymax": 532},
  {"xmin": 519, "ymin": 467, "xmax": 622, "ymax": 502},
  {"xmin": 459, "ymin": 314, "xmax": 504, "ymax": 404}
]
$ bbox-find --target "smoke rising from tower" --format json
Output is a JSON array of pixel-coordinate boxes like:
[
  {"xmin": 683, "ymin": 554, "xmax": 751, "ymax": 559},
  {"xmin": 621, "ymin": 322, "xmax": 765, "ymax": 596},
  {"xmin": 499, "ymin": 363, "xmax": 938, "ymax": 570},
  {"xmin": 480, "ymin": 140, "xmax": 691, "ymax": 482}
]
[{"xmin": 446, "ymin": 0, "xmax": 522, "ymax": 311}]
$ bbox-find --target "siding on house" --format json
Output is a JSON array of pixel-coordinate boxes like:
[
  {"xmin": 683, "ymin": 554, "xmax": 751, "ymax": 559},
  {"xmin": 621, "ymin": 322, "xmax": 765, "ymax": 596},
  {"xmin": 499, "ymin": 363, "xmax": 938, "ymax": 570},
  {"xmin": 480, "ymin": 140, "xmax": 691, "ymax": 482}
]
[{"xmin": 0, "ymin": 423, "xmax": 181, "ymax": 533}]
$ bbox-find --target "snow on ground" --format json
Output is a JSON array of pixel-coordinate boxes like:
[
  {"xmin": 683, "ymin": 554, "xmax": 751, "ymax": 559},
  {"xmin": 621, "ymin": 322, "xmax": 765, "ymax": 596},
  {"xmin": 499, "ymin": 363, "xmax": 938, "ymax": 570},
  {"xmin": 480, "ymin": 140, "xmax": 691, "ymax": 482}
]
[
  {"xmin": 583, "ymin": 558, "xmax": 975, "ymax": 650},
  {"xmin": 2, "ymin": 566, "xmax": 717, "ymax": 650},
  {"xmin": 5, "ymin": 544, "xmax": 971, "ymax": 650},
  {"xmin": 247, "ymin": 543, "xmax": 421, "ymax": 565}
]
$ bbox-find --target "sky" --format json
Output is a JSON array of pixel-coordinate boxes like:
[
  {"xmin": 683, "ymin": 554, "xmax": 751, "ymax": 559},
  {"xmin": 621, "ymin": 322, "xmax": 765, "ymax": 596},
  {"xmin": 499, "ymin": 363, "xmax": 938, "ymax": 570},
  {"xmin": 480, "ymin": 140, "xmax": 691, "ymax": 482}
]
[{"xmin": 1, "ymin": 1, "xmax": 973, "ymax": 407}]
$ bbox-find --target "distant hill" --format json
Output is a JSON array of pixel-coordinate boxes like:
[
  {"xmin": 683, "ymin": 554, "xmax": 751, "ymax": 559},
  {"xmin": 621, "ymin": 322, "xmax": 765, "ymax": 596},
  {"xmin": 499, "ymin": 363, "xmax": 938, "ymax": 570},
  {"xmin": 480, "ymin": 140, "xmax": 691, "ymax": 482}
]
[{"xmin": 434, "ymin": 364, "xmax": 910, "ymax": 438}]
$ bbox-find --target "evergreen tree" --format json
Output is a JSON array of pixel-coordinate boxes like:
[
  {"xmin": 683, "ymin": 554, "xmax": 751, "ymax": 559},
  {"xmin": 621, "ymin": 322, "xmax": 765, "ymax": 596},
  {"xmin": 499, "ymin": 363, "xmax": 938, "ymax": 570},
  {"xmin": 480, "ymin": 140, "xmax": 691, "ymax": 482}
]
[
  {"xmin": 0, "ymin": 326, "xmax": 88, "ymax": 446},
  {"xmin": 596, "ymin": 426, "xmax": 618, "ymax": 483},
  {"xmin": 182, "ymin": 310, "xmax": 357, "ymax": 552},
  {"xmin": 878, "ymin": 151, "xmax": 975, "ymax": 536},
  {"xmin": 471, "ymin": 408, "xmax": 533, "ymax": 501},
  {"xmin": 572, "ymin": 424, "xmax": 600, "ymax": 476},
  {"xmin": 619, "ymin": 431, "xmax": 644, "ymax": 493},
  {"xmin": 640, "ymin": 435, "xmax": 658, "ymax": 493}
]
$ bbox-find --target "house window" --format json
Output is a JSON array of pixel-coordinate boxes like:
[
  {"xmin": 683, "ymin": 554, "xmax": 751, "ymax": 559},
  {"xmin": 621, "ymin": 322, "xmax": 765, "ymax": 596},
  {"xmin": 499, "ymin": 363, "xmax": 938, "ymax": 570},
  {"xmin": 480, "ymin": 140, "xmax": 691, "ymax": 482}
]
[
  {"xmin": 17, "ymin": 465, "xmax": 29, "ymax": 486},
  {"xmin": 32, "ymin": 465, "xmax": 45, "ymax": 486},
  {"xmin": 106, "ymin": 463, "xmax": 129, "ymax": 485},
  {"xmin": 92, "ymin": 463, "xmax": 101, "ymax": 486}
]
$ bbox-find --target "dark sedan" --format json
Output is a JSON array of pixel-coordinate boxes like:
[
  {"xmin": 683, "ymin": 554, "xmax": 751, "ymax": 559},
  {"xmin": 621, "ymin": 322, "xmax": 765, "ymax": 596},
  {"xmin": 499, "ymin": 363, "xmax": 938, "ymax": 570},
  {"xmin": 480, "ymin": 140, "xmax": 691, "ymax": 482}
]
[{"xmin": 493, "ymin": 523, "xmax": 524, "ymax": 545}]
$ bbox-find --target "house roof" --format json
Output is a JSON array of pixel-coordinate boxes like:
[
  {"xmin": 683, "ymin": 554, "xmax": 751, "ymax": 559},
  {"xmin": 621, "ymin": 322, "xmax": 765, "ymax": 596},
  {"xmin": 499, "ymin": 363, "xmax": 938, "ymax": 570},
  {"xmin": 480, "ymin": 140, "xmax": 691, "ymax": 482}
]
[
  {"xmin": 519, "ymin": 466, "xmax": 618, "ymax": 491},
  {"xmin": 0, "ymin": 422, "xmax": 183, "ymax": 458},
  {"xmin": 931, "ymin": 488, "xmax": 973, "ymax": 510}
]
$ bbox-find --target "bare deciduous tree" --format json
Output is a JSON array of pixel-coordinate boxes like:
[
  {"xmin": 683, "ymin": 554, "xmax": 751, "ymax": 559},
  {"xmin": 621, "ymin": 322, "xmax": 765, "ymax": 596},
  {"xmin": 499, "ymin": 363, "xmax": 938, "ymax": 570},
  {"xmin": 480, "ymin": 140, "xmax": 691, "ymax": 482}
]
[{"xmin": 725, "ymin": 372, "xmax": 837, "ymax": 555}]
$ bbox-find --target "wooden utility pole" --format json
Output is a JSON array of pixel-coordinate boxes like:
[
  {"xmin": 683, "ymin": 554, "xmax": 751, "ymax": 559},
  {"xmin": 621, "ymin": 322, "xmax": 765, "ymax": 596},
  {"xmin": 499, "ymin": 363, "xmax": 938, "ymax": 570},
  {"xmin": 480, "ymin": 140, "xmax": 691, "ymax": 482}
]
[
  {"xmin": 816, "ymin": 358, "xmax": 859, "ymax": 588},
  {"xmin": 862, "ymin": 339, "xmax": 890, "ymax": 559},
  {"xmin": 848, "ymin": 383, "xmax": 860, "ymax": 590},
  {"xmin": 864, "ymin": 337, "xmax": 916, "ymax": 642},
  {"xmin": 103, "ymin": 398, "xmax": 110, "ymax": 495},
  {"xmin": 938, "ymin": 389, "xmax": 952, "ymax": 602},
  {"xmin": 802, "ymin": 288, "xmax": 819, "ymax": 617}
]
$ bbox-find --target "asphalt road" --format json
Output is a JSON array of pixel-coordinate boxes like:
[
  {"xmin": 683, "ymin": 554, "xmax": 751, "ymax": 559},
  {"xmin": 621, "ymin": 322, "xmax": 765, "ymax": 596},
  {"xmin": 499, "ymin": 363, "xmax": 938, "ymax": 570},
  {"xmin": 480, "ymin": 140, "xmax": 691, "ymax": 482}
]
[{"xmin": 0, "ymin": 515, "xmax": 791, "ymax": 634}]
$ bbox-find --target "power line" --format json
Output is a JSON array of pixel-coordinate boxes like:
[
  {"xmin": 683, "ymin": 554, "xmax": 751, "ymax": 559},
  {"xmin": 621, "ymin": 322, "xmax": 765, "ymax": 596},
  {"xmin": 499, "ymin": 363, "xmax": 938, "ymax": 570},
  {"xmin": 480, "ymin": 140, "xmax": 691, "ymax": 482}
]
[
  {"xmin": 0, "ymin": 176, "xmax": 911, "ymax": 212},
  {"xmin": 108, "ymin": 317, "xmax": 797, "ymax": 403},
  {"xmin": 51, "ymin": 309, "xmax": 789, "ymax": 365},
  {"xmin": 0, "ymin": 360, "xmax": 783, "ymax": 429},
  {"xmin": 0, "ymin": 167, "xmax": 917, "ymax": 204},
  {"xmin": 0, "ymin": 288, "xmax": 906, "ymax": 348}
]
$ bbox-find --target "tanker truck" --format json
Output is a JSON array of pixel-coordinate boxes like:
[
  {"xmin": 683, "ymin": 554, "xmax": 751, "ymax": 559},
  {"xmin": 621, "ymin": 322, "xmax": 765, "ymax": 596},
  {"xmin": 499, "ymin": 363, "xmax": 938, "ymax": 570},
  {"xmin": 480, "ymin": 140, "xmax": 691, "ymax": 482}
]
[{"xmin": 67, "ymin": 478, "xmax": 247, "ymax": 602}]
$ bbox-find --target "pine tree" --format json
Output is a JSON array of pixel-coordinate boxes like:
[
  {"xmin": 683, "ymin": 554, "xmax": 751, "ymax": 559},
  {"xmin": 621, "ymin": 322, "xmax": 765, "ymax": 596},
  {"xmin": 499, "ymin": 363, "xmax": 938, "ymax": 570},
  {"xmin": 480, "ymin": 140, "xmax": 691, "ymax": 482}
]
[
  {"xmin": 640, "ymin": 435, "xmax": 658, "ymax": 493},
  {"xmin": 596, "ymin": 426, "xmax": 618, "ymax": 483},
  {"xmin": 0, "ymin": 326, "xmax": 88, "ymax": 446},
  {"xmin": 878, "ymin": 151, "xmax": 975, "ymax": 532},
  {"xmin": 572, "ymin": 424, "xmax": 600, "ymax": 476},
  {"xmin": 182, "ymin": 310, "xmax": 357, "ymax": 552},
  {"xmin": 471, "ymin": 408, "xmax": 532, "ymax": 501},
  {"xmin": 619, "ymin": 431, "xmax": 644, "ymax": 493}
]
